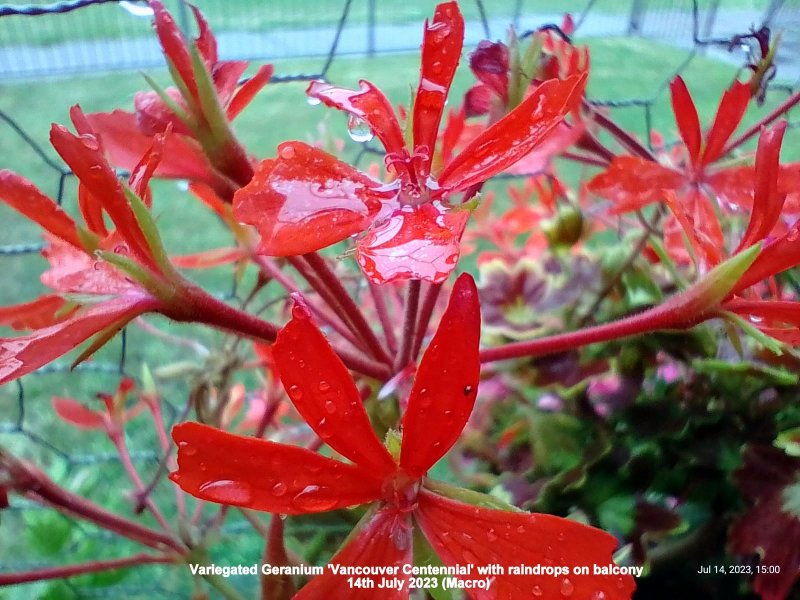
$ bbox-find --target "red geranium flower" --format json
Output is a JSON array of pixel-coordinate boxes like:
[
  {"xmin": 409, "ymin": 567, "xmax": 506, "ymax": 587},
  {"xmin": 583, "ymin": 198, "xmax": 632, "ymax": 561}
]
[
  {"xmin": 86, "ymin": 1, "xmax": 272, "ymax": 196},
  {"xmin": 588, "ymin": 76, "xmax": 763, "ymax": 268},
  {"xmin": 233, "ymin": 1, "xmax": 585, "ymax": 284},
  {"xmin": 170, "ymin": 274, "xmax": 635, "ymax": 599}
]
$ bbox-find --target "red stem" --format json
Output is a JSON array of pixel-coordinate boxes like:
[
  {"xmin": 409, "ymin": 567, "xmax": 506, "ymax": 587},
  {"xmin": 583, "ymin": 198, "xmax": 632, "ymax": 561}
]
[
  {"xmin": 369, "ymin": 281, "xmax": 398, "ymax": 354},
  {"xmin": 395, "ymin": 280, "xmax": 421, "ymax": 371},
  {"xmin": 301, "ymin": 253, "xmax": 392, "ymax": 365},
  {"xmin": 480, "ymin": 302, "xmax": 701, "ymax": 363},
  {"xmin": 0, "ymin": 553, "xmax": 175, "ymax": 586},
  {"xmin": 411, "ymin": 282, "xmax": 442, "ymax": 360},
  {"xmin": 723, "ymin": 90, "xmax": 800, "ymax": 155},
  {"xmin": 587, "ymin": 103, "xmax": 656, "ymax": 161}
]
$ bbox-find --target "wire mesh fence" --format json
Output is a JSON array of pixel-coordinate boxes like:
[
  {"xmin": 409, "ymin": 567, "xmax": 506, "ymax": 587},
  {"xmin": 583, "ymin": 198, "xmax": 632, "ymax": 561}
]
[{"xmin": 1, "ymin": 0, "xmax": 800, "ymax": 597}]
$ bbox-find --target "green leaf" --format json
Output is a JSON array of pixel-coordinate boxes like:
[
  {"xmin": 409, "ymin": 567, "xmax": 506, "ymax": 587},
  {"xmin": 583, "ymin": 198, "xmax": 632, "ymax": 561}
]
[
  {"xmin": 597, "ymin": 495, "xmax": 636, "ymax": 535},
  {"xmin": 24, "ymin": 513, "xmax": 73, "ymax": 556}
]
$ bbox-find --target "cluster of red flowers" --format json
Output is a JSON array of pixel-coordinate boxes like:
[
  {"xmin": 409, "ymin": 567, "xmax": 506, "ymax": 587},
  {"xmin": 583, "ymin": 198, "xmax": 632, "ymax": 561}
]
[{"xmin": 2, "ymin": 0, "xmax": 800, "ymax": 598}]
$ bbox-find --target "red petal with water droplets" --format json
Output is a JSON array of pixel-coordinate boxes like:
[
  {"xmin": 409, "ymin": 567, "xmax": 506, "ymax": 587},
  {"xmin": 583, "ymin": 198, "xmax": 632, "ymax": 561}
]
[
  {"xmin": 128, "ymin": 127, "xmax": 169, "ymax": 204},
  {"xmin": 0, "ymin": 293, "xmax": 158, "ymax": 385},
  {"xmin": 735, "ymin": 224, "xmax": 800, "ymax": 292},
  {"xmin": 170, "ymin": 422, "xmax": 383, "ymax": 514},
  {"xmin": 41, "ymin": 235, "xmax": 136, "ymax": 296},
  {"xmin": 50, "ymin": 122, "xmax": 153, "ymax": 267},
  {"xmin": 505, "ymin": 119, "xmax": 586, "ymax": 176},
  {"xmin": 190, "ymin": 3, "xmax": 217, "ymax": 66},
  {"xmin": 307, "ymin": 80, "xmax": 406, "ymax": 158},
  {"xmin": 150, "ymin": 0, "xmax": 197, "ymax": 102},
  {"xmin": 701, "ymin": 80, "xmax": 750, "ymax": 167},
  {"xmin": 669, "ymin": 77, "xmax": 702, "ymax": 167},
  {"xmin": 295, "ymin": 508, "xmax": 413, "ymax": 599},
  {"xmin": 724, "ymin": 299, "xmax": 800, "ymax": 344},
  {"xmin": 134, "ymin": 89, "xmax": 193, "ymax": 137},
  {"xmin": 233, "ymin": 142, "xmax": 390, "ymax": 256},
  {"xmin": 415, "ymin": 489, "xmax": 636, "ymax": 600},
  {"xmin": 272, "ymin": 303, "xmax": 396, "ymax": 475},
  {"xmin": 438, "ymin": 75, "xmax": 586, "ymax": 193},
  {"xmin": 736, "ymin": 121, "xmax": 787, "ymax": 252},
  {"xmin": 0, "ymin": 171, "xmax": 82, "ymax": 248},
  {"xmin": 356, "ymin": 202, "xmax": 468, "ymax": 284},
  {"xmin": 85, "ymin": 110, "xmax": 218, "ymax": 184},
  {"xmin": 0, "ymin": 295, "xmax": 71, "ymax": 331},
  {"xmin": 664, "ymin": 189, "xmax": 724, "ymax": 268},
  {"xmin": 52, "ymin": 397, "xmax": 106, "ymax": 430},
  {"xmin": 400, "ymin": 273, "xmax": 480, "ymax": 477},
  {"xmin": 704, "ymin": 165, "xmax": 755, "ymax": 212},
  {"xmin": 588, "ymin": 157, "xmax": 684, "ymax": 214},
  {"xmin": 227, "ymin": 64, "xmax": 274, "ymax": 121},
  {"xmin": 413, "ymin": 1, "xmax": 465, "ymax": 168}
]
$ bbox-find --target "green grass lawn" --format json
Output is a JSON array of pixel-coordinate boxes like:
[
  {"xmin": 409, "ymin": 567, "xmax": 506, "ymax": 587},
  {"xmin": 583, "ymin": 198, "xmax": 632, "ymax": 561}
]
[{"xmin": 0, "ymin": 33, "xmax": 793, "ymax": 598}]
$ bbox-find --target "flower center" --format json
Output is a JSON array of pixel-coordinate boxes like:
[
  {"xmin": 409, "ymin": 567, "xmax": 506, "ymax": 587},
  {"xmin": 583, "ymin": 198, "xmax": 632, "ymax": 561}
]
[{"xmin": 381, "ymin": 469, "xmax": 422, "ymax": 513}]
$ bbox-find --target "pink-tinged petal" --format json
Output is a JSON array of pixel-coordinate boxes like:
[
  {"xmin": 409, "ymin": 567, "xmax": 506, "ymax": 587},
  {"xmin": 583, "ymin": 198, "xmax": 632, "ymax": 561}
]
[
  {"xmin": 415, "ymin": 489, "xmax": 636, "ymax": 600},
  {"xmin": 664, "ymin": 189, "xmax": 724, "ymax": 268},
  {"xmin": 307, "ymin": 80, "xmax": 406, "ymax": 158},
  {"xmin": 0, "ymin": 293, "xmax": 158, "ymax": 385},
  {"xmin": 171, "ymin": 247, "xmax": 244, "ymax": 269},
  {"xmin": 295, "ymin": 508, "xmax": 412, "ymax": 599},
  {"xmin": 413, "ymin": 1, "xmax": 465, "ymax": 168},
  {"xmin": 728, "ymin": 445, "xmax": 800, "ymax": 600},
  {"xmin": 78, "ymin": 184, "xmax": 108, "ymax": 237},
  {"xmin": 0, "ymin": 295, "xmax": 71, "ymax": 331},
  {"xmin": 463, "ymin": 83, "xmax": 492, "ymax": 117},
  {"xmin": 49, "ymin": 122, "xmax": 152, "ymax": 266},
  {"xmin": 233, "ymin": 142, "xmax": 391, "ymax": 256},
  {"xmin": 272, "ymin": 301, "xmax": 396, "ymax": 475},
  {"xmin": 505, "ymin": 119, "xmax": 586, "ymax": 176},
  {"xmin": 149, "ymin": 0, "xmax": 197, "ymax": 101},
  {"xmin": 170, "ymin": 422, "xmax": 383, "ymax": 514},
  {"xmin": 437, "ymin": 75, "xmax": 586, "ymax": 193},
  {"xmin": 133, "ymin": 89, "xmax": 192, "ymax": 137},
  {"xmin": 356, "ymin": 202, "xmax": 468, "ymax": 284},
  {"xmin": 211, "ymin": 60, "xmax": 249, "ymax": 107},
  {"xmin": 127, "ymin": 127, "xmax": 169, "ymax": 204},
  {"xmin": 588, "ymin": 157, "xmax": 685, "ymax": 214},
  {"xmin": 40, "ymin": 235, "xmax": 135, "ymax": 296},
  {"xmin": 400, "ymin": 273, "xmax": 479, "ymax": 477},
  {"xmin": 669, "ymin": 76, "xmax": 702, "ymax": 167},
  {"xmin": 736, "ymin": 121, "xmax": 787, "ymax": 252},
  {"xmin": 0, "ymin": 171, "xmax": 82, "ymax": 248},
  {"xmin": 701, "ymin": 80, "xmax": 750, "ymax": 166},
  {"xmin": 227, "ymin": 64, "xmax": 274, "ymax": 121},
  {"xmin": 85, "ymin": 110, "xmax": 218, "ymax": 184},
  {"xmin": 52, "ymin": 397, "xmax": 105, "ymax": 430},
  {"xmin": 469, "ymin": 40, "xmax": 509, "ymax": 103}
]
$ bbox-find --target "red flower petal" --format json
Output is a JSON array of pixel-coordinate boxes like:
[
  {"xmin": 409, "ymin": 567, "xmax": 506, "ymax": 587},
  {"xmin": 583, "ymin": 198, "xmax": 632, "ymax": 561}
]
[
  {"xmin": 294, "ymin": 508, "xmax": 413, "ymax": 599},
  {"xmin": 52, "ymin": 397, "xmax": 106, "ymax": 430},
  {"xmin": 150, "ymin": 0, "xmax": 197, "ymax": 102},
  {"xmin": 736, "ymin": 121, "xmax": 787, "ymax": 252},
  {"xmin": 356, "ymin": 202, "xmax": 468, "ymax": 284},
  {"xmin": 233, "ymin": 142, "xmax": 390, "ymax": 256},
  {"xmin": 49, "ymin": 122, "xmax": 152, "ymax": 267},
  {"xmin": 40, "ymin": 235, "xmax": 135, "ymax": 295},
  {"xmin": 0, "ymin": 171, "xmax": 82, "ymax": 248},
  {"xmin": 211, "ymin": 60, "xmax": 249, "ymax": 108},
  {"xmin": 505, "ymin": 119, "xmax": 586, "ymax": 176},
  {"xmin": 227, "ymin": 64, "xmax": 274, "ymax": 121},
  {"xmin": 669, "ymin": 77, "xmax": 702, "ymax": 167},
  {"xmin": 127, "ymin": 127, "xmax": 169, "ymax": 204},
  {"xmin": 190, "ymin": 3, "xmax": 218, "ymax": 66},
  {"xmin": 170, "ymin": 422, "xmax": 383, "ymax": 514},
  {"xmin": 134, "ymin": 88, "xmax": 193, "ymax": 137},
  {"xmin": 0, "ymin": 293, "xmax": 158, "ymax": 385},
  {"xmin": 704, "ymin": 165, "xmax": 755, "ymax": 212},
  {"xmin": 400, "ymin": 273, "xmax": 480, "ymax": 477},
  {"xmin": 736, "ymin": 223, "xmax": 800, "ymax": 293},
  {"xmin": 413, "ymin": 1, "xmax": 465, "ymax": 170},
  {"xmin": 438, "ymin": 75, "xmax": 586, "ymax": 193},
  {"xmin": 469, "ymin": 40, "xmax": 509, "ymax": 103},
  {"xmin": 414, "ymin": 489, "xmax": 636, "ymax": 600},
  {"xmin": 724, "ymin": 299, "xmax": 800, "ymax": 344},
  {"xmin": 272, "ymin": 301, "xmax": 396, "ymax": 475},
  {"xmin": 664, "ymin": 189, "xmax": 724, "ymax": 268},
  {"xmin": 701, "ymin": 80, "xmax": 750, "ymax": 167},
  {"xmin": 85, "ymin": 110, "xmax": 218, "ymax": 185},
  {"xmin": 0, "ymin": 295, "xmax": 71, "ymax": 331},
  {"xmin": 588, "ymin": 157, "xmax": 684, "ymax": 214},
  {"xmin": 170, "ymin": 247, "xmax": 244, "ymax": 269},
  {"xmin": 463, "ymin": 83, "xmax": 493, "ymax": 117},
  {"xmin": 307, "ymin": 80, "xmax": 406, "ymax": 158}
]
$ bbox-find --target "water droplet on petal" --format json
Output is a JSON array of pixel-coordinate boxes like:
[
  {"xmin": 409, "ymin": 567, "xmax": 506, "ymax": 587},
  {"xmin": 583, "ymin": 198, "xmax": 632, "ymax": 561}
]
[
  {"xmin": 346, "ymin": 114, "xmax": 374, "ymax": 143},
  {"xmin": 198, "ymin": 480, "xmax": 253, "ymax": 504},
  {"xmin": 79, "ymin": 134, "xmax": 100, "ymax": 151},
  {"xmin": 317, "ymin": 417, "xmax": 333, "ymax": 439},
  {"xmin": 279, "ymin": 144, "xmax": 296, "ymax": 160},
  {"xmin": 749, "ymin": 314, "xmax": 764, "ymax": 323},
  {"xmin": 592, "ymin": 592, "xmax": 607, "ymax": 600},
  {"xmin": 426, "ymin": 20, "xmax": 451, "ymax": 41},
  {"xmin": 486, "ymin": 529, "xmax": 497, "ymax": 542},
  {"xmin": 307, "ymin": 95, "xmax": 322, "ymax": 106},
  {"xmin": 787, "ymin": 226, "xmax": 800, "ymax": 242},
  {"xmin": 179, "ymin": 441, "xmax": 197, "ymax": 456},
  {"xmin": 532, "ymin": 585, "xmax": 544, "ymax": 597},
  {"xmin": 288, "ymin": 385, "xmax": 303, "ymax": 401},
  {"xmin": 560, "ymin": 578, "xmax": 574, "ymax": 597},
  {"xmin": 324, "ymin": 400, "xmax": 337, "ymax": 414},
  {"xmin": 318, "ymin": 380, "xmax": 332, "ymax": 393},
  {"xmin": 291, "ymin": 485, "xmax": 338, "ymax": 511},
  {"xmin": 271, "ymin": 482, "xmax": 288, "ymax": 497}
]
